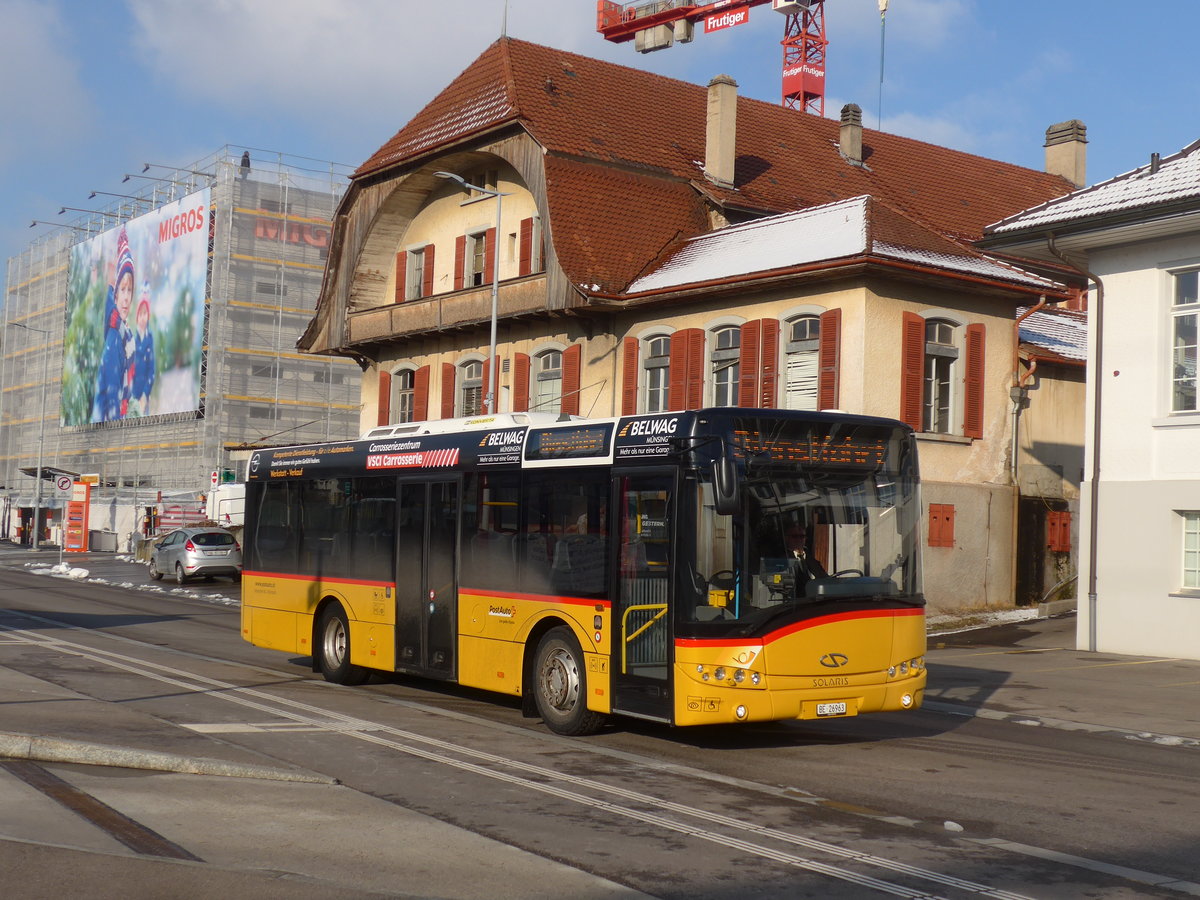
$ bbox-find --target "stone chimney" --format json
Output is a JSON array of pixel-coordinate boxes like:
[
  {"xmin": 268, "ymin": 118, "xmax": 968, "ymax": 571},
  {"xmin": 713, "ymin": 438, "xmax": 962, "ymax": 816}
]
[
  {"xmin": 704, "ymin": 74, "xmax": 738, "ymax": 188},
  {"xmin": 839, "ymin": 103, "xmax": 863, "ymax": 165},
  {"xmin": 1044, "ymin": 120, "xmax": 1087, "ymax": 188}
]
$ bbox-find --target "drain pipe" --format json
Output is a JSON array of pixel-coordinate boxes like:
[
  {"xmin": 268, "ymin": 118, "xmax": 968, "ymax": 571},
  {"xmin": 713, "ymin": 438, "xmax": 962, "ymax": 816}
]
[
  {"xmin": 1010, "ymin": 295, "xmax": 1047, "ymax": 606},
  {"xmin": 1047, "ymin": 234, "xmax": 1103, "ymax": 651}
]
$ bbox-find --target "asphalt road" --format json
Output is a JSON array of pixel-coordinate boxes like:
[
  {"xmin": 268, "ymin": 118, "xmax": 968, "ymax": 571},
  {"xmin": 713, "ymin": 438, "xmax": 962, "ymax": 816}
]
[{"xmin": 1, "ymin": 559, "xmax": 1197, "ymax": 898}]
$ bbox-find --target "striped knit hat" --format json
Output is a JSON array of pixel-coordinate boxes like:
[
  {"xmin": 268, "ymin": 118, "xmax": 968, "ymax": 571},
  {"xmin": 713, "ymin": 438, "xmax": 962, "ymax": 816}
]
[{"xmin": 115, "ymin": 228, "xmax": 134, "ymax": 289}]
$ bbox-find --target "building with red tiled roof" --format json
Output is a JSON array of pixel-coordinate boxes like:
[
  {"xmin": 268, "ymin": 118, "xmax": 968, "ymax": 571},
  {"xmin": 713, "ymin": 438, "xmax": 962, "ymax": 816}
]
[{"xmin": 301, "ymin": 37, "xmax": 1085, "ymax": 612}]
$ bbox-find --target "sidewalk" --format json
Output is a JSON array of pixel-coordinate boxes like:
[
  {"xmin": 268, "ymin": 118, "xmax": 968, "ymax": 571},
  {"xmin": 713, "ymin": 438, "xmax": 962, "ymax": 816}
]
[{"xmin": 924, "ymin": 613, "xmax": 1200, "ymax": 747}]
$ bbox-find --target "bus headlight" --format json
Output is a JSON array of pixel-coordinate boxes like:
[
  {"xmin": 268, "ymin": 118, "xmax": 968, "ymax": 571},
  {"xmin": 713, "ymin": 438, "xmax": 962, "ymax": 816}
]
[
  {"xmin": 714, "ymin": 667, "xmax": 727, "ymax": 681},
  {"xmin": 750, "ymin": 672, "xmax": 761, "ymax": 686},
  {"xmin": 899, "ymin": 661, "xmax": 908, "ymax": 675},
  {"xmin": 735, "ymin": 705, "xmax": 748, "ymax": 720},
  {"xmin": 733, "ymin": 669, "xmax": 745, "ymax": 684},
  {"xmin": 900, "ymin": 693, "xmax": 914, "ymax": 708},
  {"xmin": 888, "ymin": 666, "xmax": 897, "ymax": 678}
]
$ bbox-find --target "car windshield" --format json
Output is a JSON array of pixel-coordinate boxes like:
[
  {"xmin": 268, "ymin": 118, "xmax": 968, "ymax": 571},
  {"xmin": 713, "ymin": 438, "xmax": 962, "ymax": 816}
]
[
  {"xmin": 678, "ymin": 416, "xmax": 922, "ymax": 638},
  {"xmin": 192, "ymin": 532, "xmax": 235, "ymax": 547}
]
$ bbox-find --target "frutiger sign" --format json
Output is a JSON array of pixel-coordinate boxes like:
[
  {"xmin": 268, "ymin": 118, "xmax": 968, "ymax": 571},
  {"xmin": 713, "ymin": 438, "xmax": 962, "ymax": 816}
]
[{"xmin": 705, "ymin": 8, "xmax": 749, "ymax": 32}]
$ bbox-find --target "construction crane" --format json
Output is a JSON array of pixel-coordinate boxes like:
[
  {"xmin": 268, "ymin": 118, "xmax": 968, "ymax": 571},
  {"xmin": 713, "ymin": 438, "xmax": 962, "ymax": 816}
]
[{"xmin": 596, "ymin": 0, "xmax": 828, "ymax": 116}]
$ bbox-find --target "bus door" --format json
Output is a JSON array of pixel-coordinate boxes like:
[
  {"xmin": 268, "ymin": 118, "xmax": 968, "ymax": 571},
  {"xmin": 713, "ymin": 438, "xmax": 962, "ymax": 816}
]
[
  {"xmin": 395, "ymin": 479, "xmax": 459, "ymax": 680},
  {"xmin": 610, "ymin": 471, "xmax": 674, "ymax": 723}
]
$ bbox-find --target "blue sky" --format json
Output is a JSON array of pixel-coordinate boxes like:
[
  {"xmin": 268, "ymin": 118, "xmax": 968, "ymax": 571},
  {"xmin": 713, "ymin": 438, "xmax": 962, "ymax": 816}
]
[{"xmin": 3, "ymin": 0, "xmax": 1199, "ymax": 273}]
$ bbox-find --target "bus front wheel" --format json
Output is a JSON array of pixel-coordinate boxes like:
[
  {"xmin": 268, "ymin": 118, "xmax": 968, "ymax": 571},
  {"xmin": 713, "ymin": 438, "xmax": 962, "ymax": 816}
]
[
  {"xmin": 533, "ymin": 627, "xmax": 605, "ymax": 736},
  {"xmin": 317, "ymin": 605, "xmax": 370, "ymax": 686}
]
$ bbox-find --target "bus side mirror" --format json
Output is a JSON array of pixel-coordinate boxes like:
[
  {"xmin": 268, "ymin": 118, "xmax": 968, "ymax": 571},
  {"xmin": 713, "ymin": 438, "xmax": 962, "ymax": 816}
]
[{"xmin": 713, "ymin": 456, "xmax": 740, "ymax": 517}]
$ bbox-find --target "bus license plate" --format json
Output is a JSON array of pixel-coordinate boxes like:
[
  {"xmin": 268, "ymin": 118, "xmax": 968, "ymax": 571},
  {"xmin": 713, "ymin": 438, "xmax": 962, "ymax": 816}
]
[{"xmin": 816, "ymin": 701, "xmax": 847, "ymax": 717}]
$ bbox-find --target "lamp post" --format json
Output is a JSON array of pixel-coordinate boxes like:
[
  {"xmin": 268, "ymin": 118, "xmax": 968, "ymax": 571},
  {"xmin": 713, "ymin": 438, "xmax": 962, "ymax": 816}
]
[
  {"xmin": 7, "ymin": 323, "xmax": 50, "ymax": 550},
  {"xmin": 434, "ymin": 171, "xmax": 508, "ymax": 414}
]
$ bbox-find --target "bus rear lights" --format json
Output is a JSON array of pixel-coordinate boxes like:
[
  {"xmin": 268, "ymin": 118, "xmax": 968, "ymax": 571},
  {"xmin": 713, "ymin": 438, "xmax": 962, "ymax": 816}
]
[
  {"xmin": 735, "ymin": 705, "xmax": 748, "ymax": 720},
  {"xmin": 900, "ymin": 693, "xmax": 914, "ymax": 708}
]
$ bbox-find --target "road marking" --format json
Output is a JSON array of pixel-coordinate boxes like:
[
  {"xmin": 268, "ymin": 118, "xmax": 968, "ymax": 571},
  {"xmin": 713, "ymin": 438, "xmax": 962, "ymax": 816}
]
[
  {"xmin": 6, "ymin": 613, "xmax": 1198, "ymax": 896},
  {"xmin": 2, "ymin": 621, "xmax": 1036, "ymax": 900}
]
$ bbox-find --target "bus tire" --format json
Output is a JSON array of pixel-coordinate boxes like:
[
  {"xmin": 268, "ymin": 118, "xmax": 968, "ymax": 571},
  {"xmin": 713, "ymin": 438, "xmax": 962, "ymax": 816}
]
[
  {"xmin": 317, "ymin": 605, "xmax": 370, "ymax": 686},
  {"xmin": 533, "ymin": 627, "xmax": 605, "ymax": 736}
]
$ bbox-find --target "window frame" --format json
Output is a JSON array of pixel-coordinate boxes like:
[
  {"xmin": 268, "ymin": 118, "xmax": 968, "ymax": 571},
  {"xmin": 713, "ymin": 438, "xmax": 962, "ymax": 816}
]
[
  {"xmin": 465, "ymin": 229, "xmax": 488, "ymax": 288},
  {"xmin": 405, "ymin": 246, "xmax": 428, "ymax": 301},
  {"xmin": 393, "ymin": 368, "xmax": 416, "ymax": 424},
  {"xmin": 642, "ymin": 334, "xmax": 671, "ymax": 414},
  {"xmin": 1183, "ymin": 511, "xmax": 1200, "ymax": 590},
  {"xmin": 784, "ymin": 314, "xmax": 821, "ymax": 411},
  {"xmin": 709, "ymin": 325, "xmax": 742, "ymax": 408},
  {"xmin": 923, "ymin": 317, "xmax": 963, "ymax": 434},
  {"xmin": 532, "ymin": 348, "xmax": 564, "ymax": 414},
  {"xmin": 457, "ymin": 358, "xmax": 484, "ymax": 417},
  {"xmin": 1170, "ymin": 269, "xmax": 1200, "ymax": 414}
]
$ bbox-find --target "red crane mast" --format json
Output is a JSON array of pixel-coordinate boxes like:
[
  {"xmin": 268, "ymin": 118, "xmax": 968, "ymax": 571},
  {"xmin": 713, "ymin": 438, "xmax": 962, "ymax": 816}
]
[{"xmin": 595, "ymin": 0, "xmax": 829, "ymax": 116}]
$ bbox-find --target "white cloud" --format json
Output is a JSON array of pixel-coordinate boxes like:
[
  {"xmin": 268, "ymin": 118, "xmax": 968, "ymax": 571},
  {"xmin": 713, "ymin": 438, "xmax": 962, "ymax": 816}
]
[
  {"xmin": 126, "ymin": 0, "xmax": 611, "ymax": 124},
  {"xmin": 0, "ymin": 0, "xmax": 91, "ymax": 167}
]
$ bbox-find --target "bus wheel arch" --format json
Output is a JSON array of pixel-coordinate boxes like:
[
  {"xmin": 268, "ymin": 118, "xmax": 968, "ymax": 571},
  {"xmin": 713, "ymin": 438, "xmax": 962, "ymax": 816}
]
[
  {"xmin": 314, "ymin": 599, "xmax": 370, "ymax": 686},
  {"xmin": 530, "ymin": 624, "xmax": 606, "ymax": 736}
]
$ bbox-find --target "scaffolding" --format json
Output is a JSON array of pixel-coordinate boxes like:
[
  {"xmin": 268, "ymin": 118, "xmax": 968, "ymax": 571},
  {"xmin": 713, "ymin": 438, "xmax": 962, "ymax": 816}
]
[{"xmin": 1, "ymin": 147, "xmax": 360, "ymax": 543}]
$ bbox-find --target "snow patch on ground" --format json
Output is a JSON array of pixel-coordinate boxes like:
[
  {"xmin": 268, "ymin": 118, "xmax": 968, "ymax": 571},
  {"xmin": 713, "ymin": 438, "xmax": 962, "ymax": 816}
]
[{"xmin": 926, "ymin": 606, "xmax": 1041, "ymax": 635}]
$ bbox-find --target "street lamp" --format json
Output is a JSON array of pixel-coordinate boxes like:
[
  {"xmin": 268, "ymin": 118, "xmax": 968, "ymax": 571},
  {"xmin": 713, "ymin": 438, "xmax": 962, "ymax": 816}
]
[
  {"xmin": 434, "ymin": 171, "xmax": 508, "ymax": 415},
  {"xmin": 7, "ymin": 322, "xmax": 50, "ymax": 550}
]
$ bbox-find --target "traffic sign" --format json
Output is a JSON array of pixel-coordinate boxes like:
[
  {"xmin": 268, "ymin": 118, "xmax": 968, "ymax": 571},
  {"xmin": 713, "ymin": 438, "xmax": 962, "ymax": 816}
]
[{"xmin": 55, "ymin": 474, "xmax": 73, "ymax": 495}]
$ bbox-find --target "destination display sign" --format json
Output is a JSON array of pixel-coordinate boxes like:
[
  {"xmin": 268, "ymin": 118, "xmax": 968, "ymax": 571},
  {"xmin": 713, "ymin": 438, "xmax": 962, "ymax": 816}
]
[
  {"xmin": 524, "ymin": 425, "xmax": 613, "ymax": 461},
  {"xmin": 614, "ymin": 414, "xmax": 683, "ymax": 460},
  {"xmin": 733, "ymin": 429, "xmax": 889, "ymax": 468}
]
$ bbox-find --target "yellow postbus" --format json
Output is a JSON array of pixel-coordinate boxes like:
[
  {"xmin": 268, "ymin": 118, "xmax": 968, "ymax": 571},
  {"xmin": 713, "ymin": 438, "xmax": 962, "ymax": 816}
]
[{"xmin": 241, "ymin": 408, "xmax": 925, "ymax": 735}]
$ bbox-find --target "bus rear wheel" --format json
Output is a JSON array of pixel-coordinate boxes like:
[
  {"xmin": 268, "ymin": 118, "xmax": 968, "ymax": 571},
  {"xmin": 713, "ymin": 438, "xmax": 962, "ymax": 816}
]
[
  {"xmin": 533, "ymin": 627, "xmax": 605, "ymax": 736},
  {"xmin": 317, "ymin": 605, "xmax": 370, "ymax": 686}
]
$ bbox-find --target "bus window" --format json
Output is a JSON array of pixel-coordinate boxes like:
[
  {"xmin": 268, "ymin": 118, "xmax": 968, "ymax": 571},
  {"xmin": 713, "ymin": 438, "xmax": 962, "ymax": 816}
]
[
  {"xmin": 461, "ymin": 473, "xmax": 520, "ymax": 592},
  {"xmin": 349, "ymin": 477, "xmax": 397, "ymax": 583},
  {"xmin": 248, "ymin": 482, "xmax": 297, "ymax": 573},
  {"xmin": 521, "ymin": 471, "xmax": 608, "ymax": 598}
]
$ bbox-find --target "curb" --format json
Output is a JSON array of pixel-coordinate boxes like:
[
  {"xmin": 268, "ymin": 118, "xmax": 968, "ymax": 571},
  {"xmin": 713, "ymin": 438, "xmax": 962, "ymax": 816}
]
[{"xmin": 0, "ymin": 732, "xmax": 339, "ymax": 784}]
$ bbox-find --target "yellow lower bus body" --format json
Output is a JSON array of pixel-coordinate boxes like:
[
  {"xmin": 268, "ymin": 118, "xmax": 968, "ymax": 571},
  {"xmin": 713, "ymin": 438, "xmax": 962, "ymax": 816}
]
[{"xmin": 244, "ymin": 576, "xmax": 923, "ymax": 729}]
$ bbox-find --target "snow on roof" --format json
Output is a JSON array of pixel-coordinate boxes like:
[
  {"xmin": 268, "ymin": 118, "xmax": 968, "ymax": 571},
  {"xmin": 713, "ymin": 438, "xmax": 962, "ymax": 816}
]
[
  {"xmin": 991, "ymin": 139, "xmax": 1200, "ymax": 233},
  {"xmin": 628, "ymin": 196, "xmax": 1058, "ymax": 294},
  {"xmin": 628, "ymin": 197, "xmax": 869, "ymax": 293},
  {"xmin": 1018, "ymin": 306, "xmax": 1087, "ymax": 361}
]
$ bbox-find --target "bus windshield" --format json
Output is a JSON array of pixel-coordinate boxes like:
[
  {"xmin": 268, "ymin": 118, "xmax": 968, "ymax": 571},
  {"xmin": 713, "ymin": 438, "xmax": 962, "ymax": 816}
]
[{"xmin": 680, "ymin": 416, "xmax": 921, "ymax": 638}]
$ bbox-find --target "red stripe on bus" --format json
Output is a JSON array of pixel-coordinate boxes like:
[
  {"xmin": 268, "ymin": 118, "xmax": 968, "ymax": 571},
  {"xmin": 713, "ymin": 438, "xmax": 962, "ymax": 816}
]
[
  {"xmin": 241, "ymin": 570, "xmax": 396, "ymax": 588},
  {"xmin": 675, "ymin": 606, "xmax": 923, "ymax": 648},
  {"xmin": 460, "ymin": 586, "xmax": 612, "ymax": 608}
]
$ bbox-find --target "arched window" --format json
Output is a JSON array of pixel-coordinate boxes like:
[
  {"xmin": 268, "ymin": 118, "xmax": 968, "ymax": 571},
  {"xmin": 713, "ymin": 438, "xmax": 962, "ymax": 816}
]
[
  {"xmin": 533, "ymin": 349, "xmax": 563, "ymax": 414},
  {"xmin": 923, "ymin": 318, "xmax": 959, "ymax": 433},
  {"xmin": 710, "ymin": 326, "xmax": 740, "ymax": 407},
  {"xmin": 642, "ymin": 335, "xmax": 670, "ymax": 413},
  {"xmin": 458, "ymin": 360, "xmax": 483, "ymax": 417},
  {"xmin": 394, "ymin": 369, "xmax": 416, "ymax": 423},
  {"xmin": 784, "ymin": 315, "xmax": 821, "ymax": 410}
]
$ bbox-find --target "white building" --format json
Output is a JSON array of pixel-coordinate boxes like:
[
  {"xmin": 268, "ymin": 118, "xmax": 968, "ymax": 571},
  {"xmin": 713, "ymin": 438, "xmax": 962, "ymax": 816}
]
[{"xmin": 983, "ymin": 139, "xmax": 1200, "ymax": 659}]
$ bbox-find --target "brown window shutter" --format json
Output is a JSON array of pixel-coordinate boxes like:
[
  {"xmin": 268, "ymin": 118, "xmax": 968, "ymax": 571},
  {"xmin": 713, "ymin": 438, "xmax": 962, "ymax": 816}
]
[
  {"xmin": 483, "ymin": 227, "xmax": 496, "ymax": 285},
  {"xmin": 453, "ymin": 235, "xmax": 466, "ymax": 291},
  {"xmin": 1047, "ymin": 510, "xmax": 1072, "ymax": 552},
  {"xmin": 377, "ymin": 370, "xmax": 391, "ymax": 426},
  {"xmin": 413, "ymin": 365, "xmax": 430, "ymax": 421},
  {"xmin": 561, "ymin": 343, "xmax": 582, "ymax": 415},
  {"xmin": 928, "ymin": 503, "xmax": 955, "ymax": 547},
  {"xmin": 512, "ymin": 353, "xmax": 530, "ymax": 412},
  {"xmin": 481, "ymin": 355, "xmax": 494, "ymax": 411},
  {"xmin": 668, "ymin": 328, "xmax": 704, "ymax": 411},
  {"xmin": 621, "ymin": 337, "xmax": 639, "ymax": 415},
  {"xmin": 738, "ymin": 320, "xmax": 762, "ymax": 407},
  {"xmin": 394, "ymin": 253, "xmax": 406, "ymax": 304},
  {"xmin": 759, "ymin": 318, "xmax": 780, "ymax": 407},
  {"xmin": 818, "ymin": 308, "xmax": 842, "ymax": 410},
  {"xmin": 440, "ymin": 362, "xmax": 455, "ymax": 419},
  {"xmin": 963, "ymin": 323, "xmax": 986, "ymax": 439},
  {"xmin": 422, "ymin": 244, "xmax": 435, "ymax": 297},
  {"xmin": 900, "ymin": 311, "xmax": 925, "ymax": 430},
  {"xmin": 518, "ymin": 217, "xmax": 533, "ymax": 277},
  {"xmin": 686, "ymin": 328, "xmax": 705, "ymax": 409}
]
